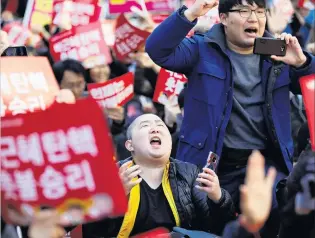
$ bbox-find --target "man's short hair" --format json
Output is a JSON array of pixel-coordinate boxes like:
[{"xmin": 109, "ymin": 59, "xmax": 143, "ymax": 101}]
[
  {"xmin": 218, "ymin": 0, "xmax": 266, "ymax": 14},
  {"xmin": 126, "ymin": 117, "xmax": 138, "ymax": 140},
  {"xmin": 52, "ymin": 59, "xmax": 86, "ymax": 85}
]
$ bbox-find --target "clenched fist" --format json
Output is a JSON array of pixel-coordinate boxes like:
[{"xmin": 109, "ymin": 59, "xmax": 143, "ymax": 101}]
[{"xmin": 185, "ymin": 0, "xmax": 219, "ymax": 22}]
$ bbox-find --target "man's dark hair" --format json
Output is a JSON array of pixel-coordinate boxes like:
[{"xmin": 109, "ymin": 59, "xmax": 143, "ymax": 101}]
[
  {"xmin": 52, "ymin": 59, "xmax": 86, "ymax": 84},
  {"xmin": 218, "ymin": 0, "xmax": 266, "ymax": 14}
]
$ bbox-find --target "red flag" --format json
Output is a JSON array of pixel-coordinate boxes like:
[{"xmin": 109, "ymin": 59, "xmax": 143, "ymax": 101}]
[{"xmin": 300, "ymin": 74, "xmax": 315, "ymax": 151}]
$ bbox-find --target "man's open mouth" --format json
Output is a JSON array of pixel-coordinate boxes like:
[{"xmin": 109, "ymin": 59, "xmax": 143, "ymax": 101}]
[
  {"xmin": 244, "ymin": 27, "xmax": 258, "ymax": 34},
  {"xmin": 150, "ymin": 136, "xmax": 161, "ymax": 146}
]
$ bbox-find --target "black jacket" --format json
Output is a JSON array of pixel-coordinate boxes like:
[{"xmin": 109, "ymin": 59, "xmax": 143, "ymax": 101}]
[{"xmin": 83, "ymin": 157, "xmax": 236, "ymax": 237}]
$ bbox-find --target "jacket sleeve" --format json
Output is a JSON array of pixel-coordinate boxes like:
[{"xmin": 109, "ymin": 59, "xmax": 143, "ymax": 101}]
[
  {"xmin": 145, "ymin": 6, "xmax": 200, "ymax": 74},
  {"xmin": 289, "ymin": 51, "xmax": 315, "ymax": 94},
  {"xmin": 190, "ymin": 166, "xmax": 236, "ymax": 235}
]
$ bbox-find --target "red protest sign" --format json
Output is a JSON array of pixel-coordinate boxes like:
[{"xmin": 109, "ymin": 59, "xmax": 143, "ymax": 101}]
[
  {"xmin": 1, "ymin": 98, "xmax": 128, "ymax": 226},
  {"xmin": 49, "ymin": 21, "xmax": 112, "ymax": 68},
  {"xmin": 2, "ymin": 22, "xmax": 32, "ymax": 46},
  {"xmin": 0, "ymin": 57, "xmax": 60, "ymax": 118},
  {"xmin": 88, "ymin": 72, "xmax": 134, "ymax": 108},
  {"xmin": 109, "ymin": 0, "xmax": 175, "ymax": 14},
  {"xmin": 53, "ymin": 0, "xmax": 102, "ymax": 28},
  {"xmin": 300, "ymin": 74, "xmax": 315, "ymax": 151},
  {"xmin": 133, "ymin": 228, "xmax": 170, "ymax": 238},
  {"xmin": 298, "ymin": 0, "xmax": 315, "ymax": 9},
  {"xmin": 113, "ymin": 14, "xmax": 151, "ymax": 61},
  {"xmin": 153, "ymin": 69, "xmax": 187, "ymax": 105}
]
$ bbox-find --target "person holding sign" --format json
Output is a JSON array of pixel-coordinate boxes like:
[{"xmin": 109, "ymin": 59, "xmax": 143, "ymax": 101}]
[
  {"xmin": 146, "ymin": 0, "xmax": 315, "ymax": 237},
  {"xmin": 83, "ymin": 114, "xmax": 236, "ymax": 237}
]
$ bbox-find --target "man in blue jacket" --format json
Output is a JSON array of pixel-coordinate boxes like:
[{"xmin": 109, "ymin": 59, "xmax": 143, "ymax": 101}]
[{"xmin": 146, "ymin": 0, "xmax": 315, "ymax": 236}]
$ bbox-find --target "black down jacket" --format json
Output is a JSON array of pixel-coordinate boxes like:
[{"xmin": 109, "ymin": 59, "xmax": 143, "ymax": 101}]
[{"xmin": 83, "ymin": 157, "xmax": 236, "ymax": 237}]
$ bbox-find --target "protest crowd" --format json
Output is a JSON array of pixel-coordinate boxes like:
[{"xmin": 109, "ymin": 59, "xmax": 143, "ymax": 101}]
[{"xmin": 0, "ymin": 0, "xmax": 315, "ymax": 238}]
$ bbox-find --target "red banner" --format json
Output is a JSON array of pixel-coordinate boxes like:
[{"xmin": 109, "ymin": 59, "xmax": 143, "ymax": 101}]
[
  {"xmin": 49, "ymin": 21, "xmax": 112, "ymax": 68},
  {"xmin": 153, "ymin": 69, "xmax": 187, "ymax": 105},
  {"xmin": 133, "ymin": 228, "xmax": 170, "ymax": 237},
  {"xmin": 109, "ymin": 0, "xmax": 175, "ymax": 14},
  {"xmin": 113, "ymin": 14, "xmax": 151, "ymax": 61},
  {"xmin": 52, "ymin": 0, "xmax": 102, "ymax": 28},
  {"xmin": 2, "ymin": 22, "xmax": 31, "ymax": 46},
  {"xmin": 88, "ymin": 72, "xmax": 134, "ymax": 108},
  {"xmin": 1, "ymin": 98, "xmax": 128, "ymax": 226},
  {"xmin": 300, "ymin": 74, "xmax": 315, "ymax": 151},
  {"xmin": 0, "ymin": 57, "xmax": 60, "ymax": 118},
  {"xmin": 298, "ymin": 0, "xmax": 315, "ymax": 9}
]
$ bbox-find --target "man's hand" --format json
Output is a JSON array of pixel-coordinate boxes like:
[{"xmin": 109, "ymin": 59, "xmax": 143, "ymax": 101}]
[
  {"xmin": 28, "ymin": 210, "xmax": 65, "ymax": 238},
  {"xmin": 185, "ymin": 0, "xmax": 219, "ymax": 22},
  {"xmin": 105, "ymin": 106, "xmax": 125, "ymax": 124},
  {"xmin": 239, "ymin": 151, "xmax": 277, "ymax": 233},
  {"xmin": 196, "ymin": 168, "xmax": 222, "ymax": 203},
  {"xmin": 119, "ymin": 161, "xmax": 142, "ymax": 195},
  {"xmin": 271, "ymin": 33, "xmax": 307, "ymax": 68}
]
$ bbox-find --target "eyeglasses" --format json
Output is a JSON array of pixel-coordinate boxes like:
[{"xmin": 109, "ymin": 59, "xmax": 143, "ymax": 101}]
[{"xmin": 229, "ymin": 8, "xmax": 267, "ymax": 18}]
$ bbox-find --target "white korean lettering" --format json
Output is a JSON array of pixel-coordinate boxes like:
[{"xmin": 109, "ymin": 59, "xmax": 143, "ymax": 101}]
[
  {"xmin": 27, "ymin": 95, "xmax": 46, "ymax": 112},
  {"xmin": 174, "ymin": 80, "xmax": 185, "ymax": 95},
  {"xmin": 116, "ymin": 42, "xmax": 131, "ymax": 55},
  {"xmin": 0, "ymin": 171, "xmax": 17, "ymax": 200},
  {"xmin": 28, "ymin": 72, "xmax": 49, "ymax": 92},
  {"xmin": 14, "ymin": 169, "xmax": 38, "ymax": 201},
  {"xmin": 39, "ymin": 166, "xmax": 67, "ymax": 200},
  {"xmin": 165, "ymin": 77, "xmax": 176, "ymax": 93},
  {"xmin": 8, "ymin": 96, "xmax": 28, "ymax": 115},
  {"xmin": 1, "ymin": 136, "xmax": 20, "ymax": 169},
  {"xmin": 9, "ymin": 73, "xmax": 29, "ymax": 94},
  {"xmin": 67, "ymin": 125, "xmax": 98, "ymax": 157},
  {"xmin": 1, "ymin": 73, "xmax": 12, "ymax": 95},
  {"xmin": 64, "ymin": 160, "xmax": 95, "ymax": 192},
  {"xmin": 42, "ymin": 130, "xmax": 70, "ymax": 164},
  {"xmin": 16, "ymin": 133, "xmax": 44, "ymax": 166},
  {"xmin": 90, "ymin": 88, "xmax": 103, "ymax": 99}
]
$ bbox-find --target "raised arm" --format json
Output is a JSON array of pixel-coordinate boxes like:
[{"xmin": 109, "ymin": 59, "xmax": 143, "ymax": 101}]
[{"xmin": 145, "ymin": 0, "xmax": 218, "ymax": 74}]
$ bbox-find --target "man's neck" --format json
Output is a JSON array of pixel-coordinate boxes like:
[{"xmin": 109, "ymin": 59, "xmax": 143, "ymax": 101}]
[
  {"xmin": 135, "ymin": 160, "xmax": 166, "ymax": 189},
  {"xmin": 226, "ymin": 39, "xmax": 253, "ymax": 55}
]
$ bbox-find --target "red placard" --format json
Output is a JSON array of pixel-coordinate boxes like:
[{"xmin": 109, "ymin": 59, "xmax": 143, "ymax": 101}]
[
  {"xmin": 109, "ymin": 0, "xmax": 175, "ymax": 14},
  {"xmin": 298, "ymin": 0, "xmax": 315, "ymax": 9},
  {"xmin": 113, "ymin": 14, "xmax": 151, "ymax": 61},
  {"xmin": 1, "ymin": 98, "xmax": 128, "ymax": 226},
  {"xmin": 52, "ymin": 0, "xmax": 102, "ymax": 28},
  {"xmin": 49, "ymin": 21, "xmax": 112, "ymax": 68},
  {"xmin": 88, "ymin": 72, "xmax": 134, "ymax": 108},
  {"xmin": 0, "ymin": 57, "xmax": 60, "ymax": 118},
  {"xmin": 133, "ymin": 228, "xmax": 170, "ymax": 237},
  {"xmin": 2, "ymin": 22, "xmax": 32, "ymax": 46},
  {"xmin": 153, "ymin": 69, "xmax": 187, "ymax": 105},
  {"xmin": 300, "ymin": 74, "xmax": 315, "ymax": 151}
]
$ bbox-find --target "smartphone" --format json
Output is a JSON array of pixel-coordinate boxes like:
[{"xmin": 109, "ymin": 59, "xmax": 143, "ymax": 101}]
[
  {"xmin": 254, "ymin": 37, "xmax": 287, "ymax": 56},
  {"xmin": 1, "ymin": 46, "xmax": 28, "ymax": 57},
  {"xmin": 199, "ymin": 151, "xmax": 219, "ymax": 186}
]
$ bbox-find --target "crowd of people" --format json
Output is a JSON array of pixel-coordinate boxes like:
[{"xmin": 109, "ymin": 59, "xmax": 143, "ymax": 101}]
[{"xmin": 1, "ymin": 0, "xmax": 315, "ymax": 237}]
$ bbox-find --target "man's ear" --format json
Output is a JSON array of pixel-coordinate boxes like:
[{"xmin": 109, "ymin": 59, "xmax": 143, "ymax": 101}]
[
  {"xmin": 220, "ymin": 13, "xmax": 228, "ymax": 26},
  {"xmin": 125, "ymin": 140, "xmax": 134, "ymax": 152}
]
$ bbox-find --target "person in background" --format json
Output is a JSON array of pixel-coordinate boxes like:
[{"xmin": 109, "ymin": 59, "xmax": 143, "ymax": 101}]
[{"xmin": 52, "ymin": 59, "xmax": 87, "ymax": 99}]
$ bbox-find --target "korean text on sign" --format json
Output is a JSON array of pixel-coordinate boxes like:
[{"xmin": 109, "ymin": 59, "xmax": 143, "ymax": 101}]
[
  {"xmin": 88, "ymin": 72, "xmax": 134, "ymax": 108},
  {"xmin": 53, "ymin": 0, "xmax": 102, "ymax": 28},
  {"xmin": 153, "ymin": 69, "xmax": 187, "ymax": 105},
  {"xmin": 49, "ymin": 21, "xmax": 112, "ymax": 68},
  {"xmin": 113, "ymin": 14, "xmax": 151, "ymax": 61},
  {"xmin": 1, "ymin": 98, "xmax": 127, "ymax": 225},
  {"xmin": 0, "ymin": 57, "xmax": 60, "ymax": 117}
]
